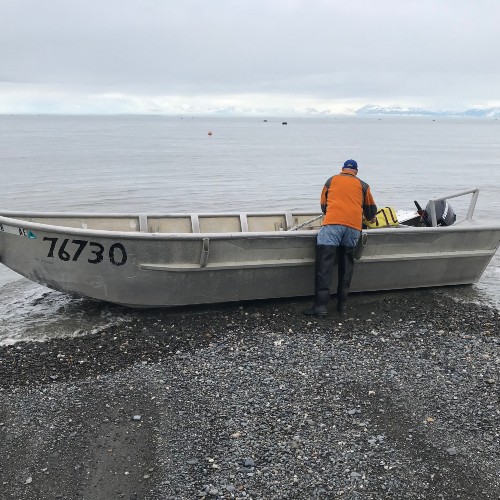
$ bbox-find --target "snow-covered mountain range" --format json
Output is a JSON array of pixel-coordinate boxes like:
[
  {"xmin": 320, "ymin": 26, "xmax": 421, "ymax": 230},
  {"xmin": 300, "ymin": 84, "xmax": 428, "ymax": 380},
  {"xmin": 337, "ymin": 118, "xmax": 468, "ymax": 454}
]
[{"xmin": 355, "ymin": 105, "xmax": 500, "ymax": 118}]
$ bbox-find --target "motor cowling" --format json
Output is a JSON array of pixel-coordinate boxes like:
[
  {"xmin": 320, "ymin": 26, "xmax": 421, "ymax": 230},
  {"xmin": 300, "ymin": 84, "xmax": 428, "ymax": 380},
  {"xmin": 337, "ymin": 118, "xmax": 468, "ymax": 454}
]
[{"xmin": 424, "ymin": 200, "xmax": 456, "ymax": 226}]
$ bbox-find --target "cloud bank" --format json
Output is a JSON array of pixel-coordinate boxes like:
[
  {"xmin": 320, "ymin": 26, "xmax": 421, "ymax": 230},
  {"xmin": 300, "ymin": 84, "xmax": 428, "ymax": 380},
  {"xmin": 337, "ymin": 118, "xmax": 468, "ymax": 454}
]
[{"xmin": 1, "ymin": 0, "xmax": 500, "ymax": 115}]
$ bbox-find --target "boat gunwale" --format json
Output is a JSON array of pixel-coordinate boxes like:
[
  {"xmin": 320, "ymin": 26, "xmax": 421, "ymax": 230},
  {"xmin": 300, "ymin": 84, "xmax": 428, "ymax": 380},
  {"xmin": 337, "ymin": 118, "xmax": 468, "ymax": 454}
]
[
  {"xmin": 0, "ymin": 210, "xmax": 320, "ymax": 219},
  {"xmin": 2, "ymin": 213, "xmax": 500, "ymax": 241}
]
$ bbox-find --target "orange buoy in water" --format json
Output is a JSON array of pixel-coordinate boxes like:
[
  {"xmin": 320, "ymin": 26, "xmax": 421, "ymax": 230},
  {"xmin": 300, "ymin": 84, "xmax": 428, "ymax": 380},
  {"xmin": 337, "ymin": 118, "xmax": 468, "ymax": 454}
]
[{"xmin": 208, "ymin": 131, "xmax": 213, "ymax": 136}]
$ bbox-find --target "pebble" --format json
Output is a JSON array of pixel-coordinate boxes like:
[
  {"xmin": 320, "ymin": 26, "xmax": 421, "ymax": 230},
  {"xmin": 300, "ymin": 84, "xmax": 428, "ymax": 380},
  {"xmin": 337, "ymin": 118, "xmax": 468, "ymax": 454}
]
[{"xmin": 0, "ymin": 292, "xmax": 499, "ymax": 499}]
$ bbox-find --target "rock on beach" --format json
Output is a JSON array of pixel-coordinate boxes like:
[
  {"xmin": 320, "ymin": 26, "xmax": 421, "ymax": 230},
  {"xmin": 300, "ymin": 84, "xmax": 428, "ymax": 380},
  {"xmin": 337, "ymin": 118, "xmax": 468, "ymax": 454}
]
[{"xmin": 0, "ymin": 288, "xmax": 499, "ymax": 499}]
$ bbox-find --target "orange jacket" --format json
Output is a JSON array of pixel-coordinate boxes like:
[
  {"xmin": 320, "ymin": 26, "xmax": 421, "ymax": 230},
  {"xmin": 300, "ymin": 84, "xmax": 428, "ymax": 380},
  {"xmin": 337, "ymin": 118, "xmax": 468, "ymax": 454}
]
[{"xmin": 320, "ymin": 170, "xmax": 377, "ymax": 230}]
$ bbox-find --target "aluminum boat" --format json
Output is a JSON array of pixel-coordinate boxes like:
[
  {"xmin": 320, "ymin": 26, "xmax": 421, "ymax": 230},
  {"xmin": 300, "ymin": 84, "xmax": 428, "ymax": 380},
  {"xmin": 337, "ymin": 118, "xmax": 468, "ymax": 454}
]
[{"xmin": 0, "ymin": 189, "xmax": 499, "ymax": 307}]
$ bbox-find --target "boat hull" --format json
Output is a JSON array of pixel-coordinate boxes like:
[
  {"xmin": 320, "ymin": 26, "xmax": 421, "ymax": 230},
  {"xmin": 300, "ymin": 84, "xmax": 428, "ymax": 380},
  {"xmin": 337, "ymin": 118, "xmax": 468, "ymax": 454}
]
[{"xmin": 1, "ymin": 215, "xmax": 499, "ymax": 307}]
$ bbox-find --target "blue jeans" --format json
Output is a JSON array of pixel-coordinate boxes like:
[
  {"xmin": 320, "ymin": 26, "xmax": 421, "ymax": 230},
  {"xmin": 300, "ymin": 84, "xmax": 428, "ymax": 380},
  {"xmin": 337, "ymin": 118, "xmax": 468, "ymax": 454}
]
[{"xmin": 317, "ymin": 224, "xmax": 360, "ymax": 247}]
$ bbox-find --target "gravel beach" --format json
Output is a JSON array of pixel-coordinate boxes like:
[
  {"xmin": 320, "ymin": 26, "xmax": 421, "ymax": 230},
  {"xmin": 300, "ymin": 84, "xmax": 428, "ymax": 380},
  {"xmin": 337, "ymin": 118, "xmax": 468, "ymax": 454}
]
[{"xmin": 0, "ymin": 289, "xmax": 499, "ymax": 500}]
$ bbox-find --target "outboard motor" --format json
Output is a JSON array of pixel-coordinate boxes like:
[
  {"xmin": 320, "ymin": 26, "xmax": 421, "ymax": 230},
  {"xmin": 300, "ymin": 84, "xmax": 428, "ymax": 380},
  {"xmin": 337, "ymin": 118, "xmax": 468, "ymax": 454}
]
[
  {"xmin": 424, "ymin": 199, "xmax": 456, "ymax": 226},
  {"xmin": 414, "ymin": 199, "xmax": 456, "ymax": 227}
]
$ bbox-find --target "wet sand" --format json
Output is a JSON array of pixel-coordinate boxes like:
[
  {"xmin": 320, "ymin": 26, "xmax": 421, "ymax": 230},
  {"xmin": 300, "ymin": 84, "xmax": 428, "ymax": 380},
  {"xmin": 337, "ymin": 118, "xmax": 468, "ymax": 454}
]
[{"xmin": 1, "ymin": 289, "xmax": 499, "ymax": 499}]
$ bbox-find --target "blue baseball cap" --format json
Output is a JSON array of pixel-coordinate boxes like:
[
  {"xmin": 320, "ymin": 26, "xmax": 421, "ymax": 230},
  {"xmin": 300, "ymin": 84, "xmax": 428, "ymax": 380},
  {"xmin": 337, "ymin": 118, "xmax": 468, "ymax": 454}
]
[{"xmin": 343, "ymin": 159, "xmax": 358, "ymax": 170}]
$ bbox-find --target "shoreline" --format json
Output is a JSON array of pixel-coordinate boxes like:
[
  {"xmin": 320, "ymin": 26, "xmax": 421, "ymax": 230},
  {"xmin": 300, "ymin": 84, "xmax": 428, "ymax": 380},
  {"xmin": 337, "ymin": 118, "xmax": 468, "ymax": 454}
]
[{"xmin": 1, "ymin": 290, "xmax": 499, "ymax": 499}]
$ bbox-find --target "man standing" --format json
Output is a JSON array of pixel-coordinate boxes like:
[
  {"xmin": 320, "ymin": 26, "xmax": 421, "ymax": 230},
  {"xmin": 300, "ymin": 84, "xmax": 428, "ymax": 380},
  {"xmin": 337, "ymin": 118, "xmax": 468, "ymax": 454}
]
[{"xmin": 304, "ymin": 159, "xmax": 377, "ymax": 317}]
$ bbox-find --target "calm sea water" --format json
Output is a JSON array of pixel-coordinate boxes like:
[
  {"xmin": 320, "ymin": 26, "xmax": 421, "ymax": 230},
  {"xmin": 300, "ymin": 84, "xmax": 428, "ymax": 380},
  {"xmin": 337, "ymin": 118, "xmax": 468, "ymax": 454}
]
[{"xmin": 1, "ymin": 115, "xmax": 499, "ymax": 344}]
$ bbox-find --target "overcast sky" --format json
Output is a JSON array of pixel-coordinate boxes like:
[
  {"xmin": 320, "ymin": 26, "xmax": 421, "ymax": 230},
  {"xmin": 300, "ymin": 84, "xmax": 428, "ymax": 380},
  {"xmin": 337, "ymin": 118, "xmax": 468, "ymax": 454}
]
[{"xmin": 1, "ymin": 0, "xmax": 499, "ymax": 115}]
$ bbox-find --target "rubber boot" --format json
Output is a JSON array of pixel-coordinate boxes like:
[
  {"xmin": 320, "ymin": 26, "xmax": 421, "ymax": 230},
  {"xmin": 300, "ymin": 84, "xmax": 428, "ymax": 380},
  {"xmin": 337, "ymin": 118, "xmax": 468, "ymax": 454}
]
[
  {"xmin": 336, "ymin": 245, "xmax": 355, "ymax": 316},
  {"xmin": 304, "ymin": 245, "xmax": 337, "ymax": 316}
]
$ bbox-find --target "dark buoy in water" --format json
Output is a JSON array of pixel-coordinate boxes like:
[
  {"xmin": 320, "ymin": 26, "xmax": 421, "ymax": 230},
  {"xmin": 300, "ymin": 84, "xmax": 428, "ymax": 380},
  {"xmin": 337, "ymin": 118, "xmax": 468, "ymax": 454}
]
[
  {"xmin": 282, "ymin": 122, "xmax": 287, "ymax": 125},
  {"xmin": 208, "ymin": 131, "xmax": 213, "ymax": 136}
]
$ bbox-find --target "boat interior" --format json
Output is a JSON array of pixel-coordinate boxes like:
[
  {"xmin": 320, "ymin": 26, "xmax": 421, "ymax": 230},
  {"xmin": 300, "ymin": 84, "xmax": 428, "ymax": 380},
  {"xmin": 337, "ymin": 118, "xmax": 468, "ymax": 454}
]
[
  {"xmin": 0, "ymin": 189, "xmax": 481, "ymax": 234},
  {"xmin": 2, "ymin": 212, "xmax": 324, "ymax": 233},
  {"xmin": 1, "ymin": 210, "xmax": 426, "ymax": 234}
]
